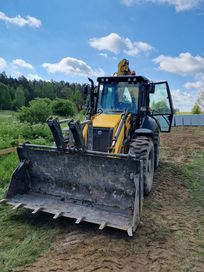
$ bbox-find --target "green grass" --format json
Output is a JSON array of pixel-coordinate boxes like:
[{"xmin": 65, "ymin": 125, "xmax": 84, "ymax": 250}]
[
  {"xmin": 0, "ymin": 110, "xmax": 85, "ymax": 149},
  {"xmin": 153, "ymin": 156, "xmax": 204, "ymax": 268},
  {"xmin": 0, "ymin": 210, "xmax": 55, "ymax": 272},
  {"xmin": 160, "ymin": 153, "xmax": 204, "ymax": 209},
  {"xmin": 181, "ymin": 155, "xmax": 204, "ymax": 261},
  {"xmin": 0, "ymin": 111, "xmax": 53, "ymax": 149},
  {"xmin": 0, "ymin": 153, "xmax": 18, "ymax": 195},
  {"xmin": 0, "ymin": 110, "xmax": 86, "ymax": 271},
  {"xmin": 0, "ymin": 110, "xmax": 15, "ymax": 119},
  {"xmin": 0, "ymin": 153, "xmax": 74, "ymax": 272},
  {"xmin": 0, "ymin": 153, "xmax": 54, "ymax": 271},
  {"xmin": 160, "ymin": 153, "xmax": 204, "ymax": 260},
  {"xmin": 182, "ymin": 152, "xmax": 204, "ymax": 208},
  {"xmin": 175, "ymin": 112, "xmax": 191, "ymax": 115},
  {"xmin": 175, "ymin": 112, "xmax": 204, "ymax": 115}
]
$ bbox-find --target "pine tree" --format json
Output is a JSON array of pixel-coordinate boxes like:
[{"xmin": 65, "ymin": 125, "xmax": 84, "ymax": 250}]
[
  {"xmin": 0, "ymin": 83, "xmax": 12, "ymax": 110},
  {"xmin": 13, "ymin": 86, "xmax": 25, "ymax": 109}
]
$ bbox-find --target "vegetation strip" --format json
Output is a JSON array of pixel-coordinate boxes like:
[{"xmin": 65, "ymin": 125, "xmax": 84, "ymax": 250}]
[{"xmin": 0, "ymin": 147, "xmax": 16, "ymax": 155}]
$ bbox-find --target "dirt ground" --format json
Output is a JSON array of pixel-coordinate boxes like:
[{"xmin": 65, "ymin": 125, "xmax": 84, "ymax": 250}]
[
  {"xmin": 16, "ymin": 127, "xmax": 204, "ymax": 272},
  {"xmin": 160, "ymin": 127, "xmax": 204, "ymax": 163}
]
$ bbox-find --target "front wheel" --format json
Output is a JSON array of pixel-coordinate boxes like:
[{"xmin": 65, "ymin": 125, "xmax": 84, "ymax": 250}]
[{"xmin": 129, "ymin": 136, "xmax": 155, "ymax": 196}]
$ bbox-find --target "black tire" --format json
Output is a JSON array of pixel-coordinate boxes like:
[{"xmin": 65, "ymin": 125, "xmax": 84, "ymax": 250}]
[
  {"xmin": 154, "ymin": 132, "xmax": 160, "ymax": 170},
  {"xmin": 129, "ymin": 136, "xmax": 155, "ymax": 196}
]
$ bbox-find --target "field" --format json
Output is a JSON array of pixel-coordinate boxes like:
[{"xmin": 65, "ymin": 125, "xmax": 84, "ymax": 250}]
[{"xmin": 0, "ymin": 112, "xmax": 204, "ymax": 272}]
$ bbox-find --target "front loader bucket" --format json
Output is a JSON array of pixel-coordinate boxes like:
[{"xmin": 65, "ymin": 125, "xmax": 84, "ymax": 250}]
[{"xmin": 2, "ymin": 145, "xmax": 143, "ymax": 236}]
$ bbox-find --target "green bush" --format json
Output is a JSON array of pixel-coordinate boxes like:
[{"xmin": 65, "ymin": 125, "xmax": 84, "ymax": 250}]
[
  {"xmin": 0, "ymin": 118, "xmax": 53, "ymax": 149},
  {"xmin": 151, "ymin": 100, "xmax": 170, "ymax": 114},
  {"xmin": 19, "ymin": 123, "xmax": 52, "ymax": 141},
  {"xmin": 52, "ymin": 99, "xmax": 76, "ymax": 117},
  {"xmin": 31, "ymin": 124, "xmax": 52, "ymax": 140},
  {"xmin": 17, "ymin": 98, "xmax": 52, "ymax": 124},
  {"xmin": 31, "ymin": 137, "xmax": 50, "ymax": 145},
  {"xmin": 192, "ymin": 104, "xmax": 201, "ymax": 114},
  {"xmin": 20, "ymin": 123, "xmax": 35, "ymax": 139}
]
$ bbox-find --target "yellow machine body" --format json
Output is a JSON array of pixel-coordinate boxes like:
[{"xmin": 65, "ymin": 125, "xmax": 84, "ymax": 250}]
[{"xmin": 82, "ymin": 113, "xmax": 132, "ymax": 154}]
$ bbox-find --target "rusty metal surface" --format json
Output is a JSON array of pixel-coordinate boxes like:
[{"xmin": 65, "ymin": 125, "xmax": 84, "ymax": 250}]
[{"xmin": 4, "ymin": 145, "xmax": 142, "ymax": 234}]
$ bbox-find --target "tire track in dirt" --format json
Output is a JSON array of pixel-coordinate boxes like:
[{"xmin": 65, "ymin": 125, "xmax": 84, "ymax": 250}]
[{"xmin": 16, "ymin": 127, "xmax": 204, "ymax": 272}]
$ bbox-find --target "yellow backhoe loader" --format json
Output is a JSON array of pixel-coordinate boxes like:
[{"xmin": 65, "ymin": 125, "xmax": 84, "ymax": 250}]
[{"xmin": 1, "ymin": 60, "xmax": 174, "ymax": 236}]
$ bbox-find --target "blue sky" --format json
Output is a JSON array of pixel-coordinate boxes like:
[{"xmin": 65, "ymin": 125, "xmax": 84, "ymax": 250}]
[{"xmin": 0, "ymin": 0, "xmax": 204, "ymax": 111}]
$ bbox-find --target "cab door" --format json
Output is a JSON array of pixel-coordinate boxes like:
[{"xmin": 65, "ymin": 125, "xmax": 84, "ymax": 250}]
[{"xmin": 150, "ymin": 81, "xmax": 174, "ymax": 132}]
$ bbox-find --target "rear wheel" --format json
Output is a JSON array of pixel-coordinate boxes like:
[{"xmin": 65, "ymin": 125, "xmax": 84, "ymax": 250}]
[{"xmin": 129, "ymin": 136, "xmax": 155, "ymax": 196}]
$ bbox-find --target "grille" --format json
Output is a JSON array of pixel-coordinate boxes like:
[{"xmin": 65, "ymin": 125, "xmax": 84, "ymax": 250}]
[{"xmin": 93, "ymin": 128, "xmax": 113, "ymax": 152}]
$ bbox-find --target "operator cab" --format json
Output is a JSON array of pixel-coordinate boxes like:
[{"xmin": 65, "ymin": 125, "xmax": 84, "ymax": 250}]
[
  {"xmin": 98, "ymin": 81, "xmax": 139, "ymax": 113},
  {"xmin": 97, "ymin": 76, "xmax": 149, "ymax": 115},
  {"xmin": 96, "ymin": 76, "xmax": 174, "ymax": 132}
]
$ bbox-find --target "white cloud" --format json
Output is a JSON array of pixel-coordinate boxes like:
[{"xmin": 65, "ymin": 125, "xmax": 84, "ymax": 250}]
[
  {"xmin": 121, "ymin": 0, "xmax": 135, "ymax": 6},
  {"xmin": 89, "ymin": 33, "xmax": 153, "ymax": 56},
  {"xmin": 89, "ymin": 33, "xmax": 124, "ymax": 54},
  {"xmin": 0, "ymin": 11, "xmax": 42, "ymax": 28},
  {"xmin": 25, "ymin": 16, "xmax": 41, "ymax": 28},
  {"xmin": 13, "ymin": 59, "xmax": 34, "ymax": 70},
  {"xmin": 185, "ymin": 73, "xmax": 204, "ymax": 89},
  {"xmin": 154, "ymin": 53, "xmax": 204, "ymax": 110},
  {"xmin": 120, "ymin": 0, "xmax": 204, "ymax": 12},
  {"xmin": 171, "ymin": 89, "xmax": 197, "ymax": 111},
  {"xmin": 124, "ymin": 39, "xmax": 153, "ymax": 56},
  {"xmin": 184, "ymin": 74, "xmax": 204, "ymax": 110},
  {"xmin": 153, "ymin": 52, "xmax": 204, "ymax": 75},
  {"xmin": 0, "ymin": 57, "xmax": 7, "ymax": 70},
  {"xmin": 99, "ymin": 53, "xmax": 108, "ymax": 58},
  {"xmin": 184, "ymin": 80, "xmax": 204, "ymax": 90},
  {"xmin": 27, "ymin": 73, "xmax": 42, "ymax": 81},
  {"xmin": 42, "ymin": 57, "xmax": 105, "ymax": 77}
]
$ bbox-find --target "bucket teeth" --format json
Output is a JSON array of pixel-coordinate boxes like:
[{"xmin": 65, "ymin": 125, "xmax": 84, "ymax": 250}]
[
  {"xmin": 127, "ymin": 227, "xmax": 133, "ymax": 237},
  {"xmin": 32, "ymin": 207, "xmax": 42, "ymax": 214},
  {"xmin": 53, "ymin": 212, "xmax": 63, "ymax": 219},
  {"xmin": 75, "ymin": 217, "xmax": 85, "ymax": 224},
  {"xmin": 13, "ymin": 203, "xmax": 23, "ymax": 210},
  {"xmin": 99, "ymin": 221, "xmax": 107, "ymax": 230}
]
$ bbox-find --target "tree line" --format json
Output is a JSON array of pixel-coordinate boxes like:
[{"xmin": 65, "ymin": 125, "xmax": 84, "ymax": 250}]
[{"xmin": 0, "ymin": 72, "xmax": 85, "ymax": 111}]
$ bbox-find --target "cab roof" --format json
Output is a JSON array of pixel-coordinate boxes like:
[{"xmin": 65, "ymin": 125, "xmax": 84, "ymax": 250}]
[{"xmin": 97, "ymin": 75, "xmax": 151, "ymax": 84}]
